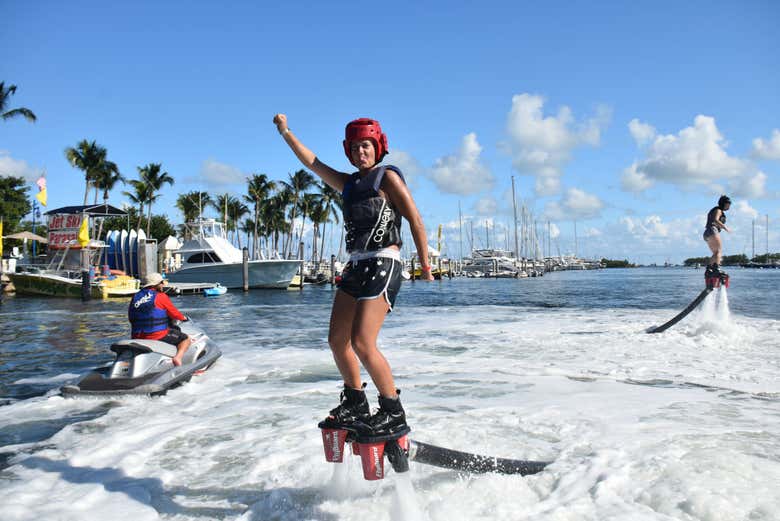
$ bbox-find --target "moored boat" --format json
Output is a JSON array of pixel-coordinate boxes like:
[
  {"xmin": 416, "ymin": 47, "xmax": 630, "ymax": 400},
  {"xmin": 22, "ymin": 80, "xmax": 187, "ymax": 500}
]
[{"xmin": 166, "ymin": 219, "xmax": 299, "ymax": 289}]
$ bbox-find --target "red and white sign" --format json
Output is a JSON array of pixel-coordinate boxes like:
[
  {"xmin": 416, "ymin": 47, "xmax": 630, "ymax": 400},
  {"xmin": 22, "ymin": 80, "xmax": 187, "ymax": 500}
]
[{"xmin": 48, "ymin": 214, "xmax": 84, "ymax": 250}]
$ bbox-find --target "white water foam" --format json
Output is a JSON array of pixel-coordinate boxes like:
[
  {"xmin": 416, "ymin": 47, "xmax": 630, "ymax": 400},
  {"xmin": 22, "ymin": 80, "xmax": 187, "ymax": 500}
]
[{"xmin": 1, "ymin": 302, "xmax": 779, "ymax": 520}]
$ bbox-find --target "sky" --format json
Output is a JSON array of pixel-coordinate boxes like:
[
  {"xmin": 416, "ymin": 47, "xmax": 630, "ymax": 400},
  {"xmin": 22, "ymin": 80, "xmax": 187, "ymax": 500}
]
[{"xmin": 2, "ymin": 0, "xmax": 779, "ymax": 263}]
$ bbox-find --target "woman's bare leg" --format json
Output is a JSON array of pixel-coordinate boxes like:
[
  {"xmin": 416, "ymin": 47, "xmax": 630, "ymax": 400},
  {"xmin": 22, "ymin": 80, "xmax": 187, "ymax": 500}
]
[
  {"xmin": 706, "ymin": 234, "xmax": 723, "ymax": 265},
  {"xmin": 328, "ymin": 290, "xmax": 362, "ymax": 389},
  {"xmin": 350, "ymin": 297, "xmax": 397, "ymax": 398}
]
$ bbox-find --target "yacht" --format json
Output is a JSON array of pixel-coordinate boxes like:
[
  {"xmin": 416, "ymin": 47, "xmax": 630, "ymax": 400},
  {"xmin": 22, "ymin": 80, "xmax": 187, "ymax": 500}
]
[{"xmin": 166, "ymin": 219, "xmax": 300, "ymax": 289}]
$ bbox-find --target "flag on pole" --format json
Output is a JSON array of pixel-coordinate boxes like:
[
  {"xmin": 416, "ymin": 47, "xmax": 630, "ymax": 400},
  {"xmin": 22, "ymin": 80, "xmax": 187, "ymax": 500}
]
[
  {"xmin": 35, "ymin": 176, "xmax": 47, "ymax": 206},
  {"xmin": 78, "ymin": 214, "xmax": 90, "ymax": 247}
]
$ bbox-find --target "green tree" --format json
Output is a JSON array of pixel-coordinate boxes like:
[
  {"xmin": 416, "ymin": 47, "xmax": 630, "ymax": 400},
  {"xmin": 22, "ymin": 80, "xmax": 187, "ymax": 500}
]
[
  {"xmin": 262, "ymin": 193, "xmax": 290, "ymax": 256},
  {"xmin": 1, "ymin": 82, "xmax": 36, "ymax": 123},
  {"xmin": 318, "ymin": 182, "xmax": 342, "ymax": 262},
  {"xmin": 239, "ymin": 218, "xmax": 255, "ymax": 252},
  {"xmin": 146, "ymin": 214, "xmax": 176, "ymax": 241},
  {"xmin": 65, "ymin": 139, "xmax": 115, "ymax": 205},
  {"xmin": 176, "ymin": 191, "xmax": 211, "ymax": 223},
  {"xmin": 0, "ymin": 176, "xmax": 32, "ymax": 235},
  {"xmin": 245, "ymin": 173, "xmax": 275, "ymax": 259},
  {"xmin": 281, "ymin": 169, "xmax": 316, "ymax": 257},
  {"xmin": 93, "ymin": 160, "xmax": 123, "ymax": 239},
  {"xmin": 137, "ymin": 163, "xmax": 174, "ymax": 236},
  {"xmin": 228, "ymin": 198, "xmax": 249, "ymax": 247},
  {"xmin": 122, "ymin": 180, "xmax": 151, "ymax": 229}
]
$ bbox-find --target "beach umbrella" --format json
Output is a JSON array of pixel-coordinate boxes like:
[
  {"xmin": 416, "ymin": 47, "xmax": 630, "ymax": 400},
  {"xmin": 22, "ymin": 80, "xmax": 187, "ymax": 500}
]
[{"xmin": 3, "ymin": 231, "xmax": 49, "ymax": 243}]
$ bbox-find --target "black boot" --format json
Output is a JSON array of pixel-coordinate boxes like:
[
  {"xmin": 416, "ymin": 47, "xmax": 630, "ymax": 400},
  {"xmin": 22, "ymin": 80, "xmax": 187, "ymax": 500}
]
[
  {"xmin": 322, "ymin": 384, "xmax": 370, "ymax": 428},
  {"xmin": 362, "ymin": 391, "xmax": 408, "ymax": 437}
]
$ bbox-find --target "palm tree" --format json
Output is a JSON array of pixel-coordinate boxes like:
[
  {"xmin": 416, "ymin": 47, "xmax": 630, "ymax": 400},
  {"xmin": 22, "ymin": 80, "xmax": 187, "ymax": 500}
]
[
  {"xmin": 298, "ymin": 192, "xmax": 323, "ymax": 260},
  {"xmin": 228, "ymin": 198, "xmax": 249, "ymax": 247},
  {"xmin": 211, "ymin": 194, "xmax": 245, "ymax": 244},
  {"xmin": 138, "ymin": 163, "xmax": 174, "ymax": 236},
  {"xmin": 93, "ymin": 160, "xmax": 124, "ymax": 240},
  {"xmin": 239, "ymin": 218, "xmax": 255, "ymax": 252},
  {"xmin": 212, "ymin": 194, "xmax": 232, "ymax": 231},
  {"xmin": 93, "ymin": 160, "xmax": 123, "ymax": 205},
  {"xmin": 280, "ymin": 169, "xmax": 316, "ymax": 257},
  {"xmin": 263, "ymin": 193, "xmax": 291, "ymax": 256},
  {"xmin": 65, "ymin": 139, "xmax": 105, "ymax": 204},
  {"xmin": 308, "ymin": 198, "xmax": 327, "ymax": 265},
  {"xmin": 123, "ymin": 180, "xmax": 151, "ymax": 229},
  {"xmin": 318, "ymin": 182, "xmax": 342, "ymax": 263},
  {"xmin": 245, "ymin": 173, "xmax": 275, "ymax": 259},
  {"xmin": 176, "ymin": 191, "xmax": 211, "ymax": 239},
  {"xmin": 1, "ymin": 82, "xmax": 36, "ymax": 123}
]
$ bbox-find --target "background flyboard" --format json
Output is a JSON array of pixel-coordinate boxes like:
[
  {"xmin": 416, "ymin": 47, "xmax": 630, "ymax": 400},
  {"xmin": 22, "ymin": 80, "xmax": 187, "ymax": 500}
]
[{"xmin": 647, "ymin": 269, "xmax": 730, "ymax": 334}]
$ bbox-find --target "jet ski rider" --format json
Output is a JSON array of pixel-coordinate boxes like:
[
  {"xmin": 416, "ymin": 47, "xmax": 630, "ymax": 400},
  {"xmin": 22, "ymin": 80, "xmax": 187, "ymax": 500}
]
[
  {"xmin": 128, "ymin": 272, "xmax": 191, "ymax": 366},
  {"xmin": 273, "ymin": 113, "xmax": 434, "ymax": 438}
]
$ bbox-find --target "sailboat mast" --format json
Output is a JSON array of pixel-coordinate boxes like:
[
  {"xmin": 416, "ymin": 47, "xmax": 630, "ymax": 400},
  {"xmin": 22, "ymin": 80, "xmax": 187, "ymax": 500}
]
[{"xmin": 512, "ymin": 176, "xmax": 519, "ymax": 262}]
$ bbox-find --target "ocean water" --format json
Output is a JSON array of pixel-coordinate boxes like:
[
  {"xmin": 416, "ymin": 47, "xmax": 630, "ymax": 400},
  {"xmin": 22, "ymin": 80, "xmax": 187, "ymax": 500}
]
[{"xmin": 0, "ymin": 267, "xmax": 778, "ymax": 521}]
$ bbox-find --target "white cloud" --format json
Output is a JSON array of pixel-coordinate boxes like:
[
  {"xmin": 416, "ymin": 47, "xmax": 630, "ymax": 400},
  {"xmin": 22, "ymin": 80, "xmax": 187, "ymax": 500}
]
[
  {"xmin": 385, "ymin": 149, "xmax": 422, "ymax": 187},
  {"xmin": 0, "ymin": 151, "xmax": 39, "ymax": 182},
  {"xmin": 474, "ymin": 195, "xmax": 498, "ymax": 215},
  {"xmin": 549, "ymin": 222, "xmax": 560, "ymax": 239},
  {"xmin": 544, "ymin": 187, "xmax": 604, "ymax": 220},
  {"xmin": 751, "ymin": 129, "xmax": 780, "ymax": 160},
  {"xmin": 584, "ymin": 227, "xmax": 602, "ymax": 237},
  {"xmin": 729, "ymin": 171, "xmax": 767, "ymax": 199},
  {"xmin": 429, "ymin": 133, "xmax": 493, "ymax": 195},
  {"xmin": 734, "ymin": 200, "xmax": 758, "ymax": 220},
  {"xmin": 504, "ymin": 93, "xmax": 611, "ymax": 196},
  {"xmin": 619, "ymin": 215, "xmax": 670, "ymax": 238},
  {"xmin": 194, "ymin": 159, "xmax": 246, "ymax": 187},
  {"xmin": 621, "ymin": 115, "xmax": 748, "ymax": 193},
  {"xmin": 628, "ymin": 119, "xmax": 657, "ymax": 145},
  {"xmin": 621, "ymin": 163, "xmax": 653, "ymax": 193}
]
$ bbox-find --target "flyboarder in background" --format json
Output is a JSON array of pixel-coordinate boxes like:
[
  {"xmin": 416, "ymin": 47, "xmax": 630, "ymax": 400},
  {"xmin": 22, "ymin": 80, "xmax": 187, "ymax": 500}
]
[{"xmin": 703, "ymin": 195, "xmax": 731, "ymax": 280}]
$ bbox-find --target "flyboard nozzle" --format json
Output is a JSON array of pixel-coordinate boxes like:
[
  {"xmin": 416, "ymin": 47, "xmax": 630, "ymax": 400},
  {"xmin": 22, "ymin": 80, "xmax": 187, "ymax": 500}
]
[{"xmin": 705, "ymin": 268, "xmax": 730, "ymax": 289}]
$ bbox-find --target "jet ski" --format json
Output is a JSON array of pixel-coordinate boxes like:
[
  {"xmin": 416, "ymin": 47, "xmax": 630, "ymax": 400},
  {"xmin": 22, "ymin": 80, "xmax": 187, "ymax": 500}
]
[{"xmin": 61, "ymin": 319, "xmax": 221, "ymax": 397}]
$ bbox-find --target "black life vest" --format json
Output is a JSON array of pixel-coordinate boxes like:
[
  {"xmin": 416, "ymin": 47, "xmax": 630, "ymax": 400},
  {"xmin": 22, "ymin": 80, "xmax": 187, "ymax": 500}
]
[
  {"xmin": 128, "ymin": 289, "xmax": 169, "ymax": 335},
  {"xmin": 342, "ymin": 165, "xmax": 405, "ymax": 253},
  {"xmin": 706, "ymin": 206, "xmax": 726, "ymax": 229}
]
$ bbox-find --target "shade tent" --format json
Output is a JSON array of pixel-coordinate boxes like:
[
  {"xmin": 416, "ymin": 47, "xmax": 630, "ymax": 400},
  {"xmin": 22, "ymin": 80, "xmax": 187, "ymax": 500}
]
[
  {"xmin": 2, "ymin": 231, "xmax": 48, "ymax": 243},
  {"xmin": 45, "ymin": 204, "xmax": 127, "ymax": 216}
]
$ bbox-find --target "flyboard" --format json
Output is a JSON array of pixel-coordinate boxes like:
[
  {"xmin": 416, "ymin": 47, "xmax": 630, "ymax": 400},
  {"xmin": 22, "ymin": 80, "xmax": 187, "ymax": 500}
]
[
  {"xmin": 318, "ymin": 421, "xmax": 549, "ymax": 481},
  {"xmin": 647, "ymin": 267, "xmax": 730, "ymax": 334}
]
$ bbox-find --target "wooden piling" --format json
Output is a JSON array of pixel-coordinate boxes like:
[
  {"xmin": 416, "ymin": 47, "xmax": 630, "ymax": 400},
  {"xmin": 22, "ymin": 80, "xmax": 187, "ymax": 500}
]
[{"xmin": 242, "ymin": 247, "xmax": 249, "ymax": 292}]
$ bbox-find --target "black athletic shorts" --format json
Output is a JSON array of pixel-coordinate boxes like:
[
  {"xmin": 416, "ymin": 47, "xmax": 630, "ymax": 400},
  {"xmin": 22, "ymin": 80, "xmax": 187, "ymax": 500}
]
[
  {"xmin": 158, "ymin": 327, "xmax": 189, "ymax": 346},
  {"xmin": 338, "ymin": 257, "xmax": 403, "ymax": 311}
]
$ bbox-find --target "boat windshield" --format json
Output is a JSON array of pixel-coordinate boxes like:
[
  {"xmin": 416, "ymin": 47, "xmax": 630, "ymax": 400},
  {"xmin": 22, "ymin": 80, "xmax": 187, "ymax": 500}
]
[
  {"xmin": 185, "ymin": 219, "xmax": 226, "ymax": 239},
  {"xmin": 186, "ymin": 252, "xmax": 222, "ymax": 263}
]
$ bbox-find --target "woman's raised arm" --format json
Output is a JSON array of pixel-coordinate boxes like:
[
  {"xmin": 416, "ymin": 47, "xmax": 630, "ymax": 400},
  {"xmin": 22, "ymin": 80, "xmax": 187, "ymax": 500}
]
[{"xmin": 273, "ymin": 114, "xmax": 348, "ymax": 192}]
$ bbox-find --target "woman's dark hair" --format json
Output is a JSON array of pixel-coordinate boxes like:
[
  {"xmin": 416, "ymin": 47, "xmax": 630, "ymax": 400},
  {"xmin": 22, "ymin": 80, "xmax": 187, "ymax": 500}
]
[{"xmin": 718, "ymin": 195, "xmax": 731, "ymax": 210}]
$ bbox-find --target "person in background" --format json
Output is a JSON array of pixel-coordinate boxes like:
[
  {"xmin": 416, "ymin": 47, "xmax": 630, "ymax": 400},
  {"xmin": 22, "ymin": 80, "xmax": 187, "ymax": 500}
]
[
  {"xmin": 703, "ymin": 195, "xmax": 731, "ymax": 276},
  {"xmin": 128, "ymin": 272, "xmax": 191, "ymax": 366},
  {"xmin": 273, "ymin": 113, "xmax": 434, "ymax": 437}
]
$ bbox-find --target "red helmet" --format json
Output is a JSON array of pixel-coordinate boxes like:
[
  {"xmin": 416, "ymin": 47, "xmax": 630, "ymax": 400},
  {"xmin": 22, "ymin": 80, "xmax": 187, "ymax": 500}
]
[{"xmin": 343, "ymin": 118, "xmax": 388, "ymax": 164}]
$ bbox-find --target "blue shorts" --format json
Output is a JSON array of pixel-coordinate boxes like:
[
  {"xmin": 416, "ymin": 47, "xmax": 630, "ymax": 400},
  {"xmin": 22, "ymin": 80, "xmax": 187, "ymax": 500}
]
[{"xmin": 338, "ymin": 257, "xmax": 403, "ymax": 311}]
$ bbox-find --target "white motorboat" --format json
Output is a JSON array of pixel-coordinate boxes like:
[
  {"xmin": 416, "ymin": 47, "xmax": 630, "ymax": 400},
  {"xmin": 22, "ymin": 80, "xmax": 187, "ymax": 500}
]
[{"xmin": 166, "ymin": 219, "xmax": 300, "ymax": 289}]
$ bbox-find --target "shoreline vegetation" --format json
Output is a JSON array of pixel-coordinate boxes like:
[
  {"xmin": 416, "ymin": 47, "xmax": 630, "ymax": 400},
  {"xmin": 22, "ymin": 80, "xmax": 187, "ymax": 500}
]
[
  {"xmin": 601, "ymin": 259, "xmax": 637, "ymax": 268},
  {"xmin": 683, "ymin": 254, "xmax": 780, "ymax": 267}
]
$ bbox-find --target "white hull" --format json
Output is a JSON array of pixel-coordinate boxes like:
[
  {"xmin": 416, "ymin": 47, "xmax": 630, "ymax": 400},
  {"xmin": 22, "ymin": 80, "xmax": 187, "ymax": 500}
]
[{"xmin": 166, "ymin": 259, "xmax": 299, "ymax": 289}]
